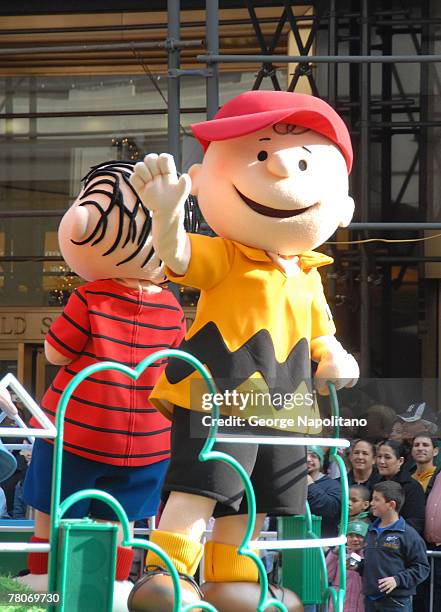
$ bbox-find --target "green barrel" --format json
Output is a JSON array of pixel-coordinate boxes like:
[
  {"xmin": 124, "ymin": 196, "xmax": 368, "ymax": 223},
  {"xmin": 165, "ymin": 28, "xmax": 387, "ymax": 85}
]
[{"xmin": 279, "ymin": 515, "xmax": 324, "ymax": 605}]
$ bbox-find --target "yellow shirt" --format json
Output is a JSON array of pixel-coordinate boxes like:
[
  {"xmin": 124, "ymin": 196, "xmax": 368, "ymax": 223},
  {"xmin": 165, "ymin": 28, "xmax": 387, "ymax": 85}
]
[
  {"xmin": 413, "ymin": 466, "xmax": 437, "ymax": 492},
  {"xmin": 150, "ymin": 234, "xmax": 335, "ymax": 433}
]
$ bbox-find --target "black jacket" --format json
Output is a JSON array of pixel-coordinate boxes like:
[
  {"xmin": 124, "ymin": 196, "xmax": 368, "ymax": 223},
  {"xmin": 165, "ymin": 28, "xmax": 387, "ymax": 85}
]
[
  {"xmin": 379, "ymin": 469, "xmax": 426, "ymax": 534},
  {"xmin": 361, "ymin": 516, "xmax": 429, "ymax": 598},
  {"xmin": 347, "ymin": 469, "xmax": 382, "ymax": 494},
  {"xmin": 307, "ymin": 474, "xmax": 341, "ymax": 537}
]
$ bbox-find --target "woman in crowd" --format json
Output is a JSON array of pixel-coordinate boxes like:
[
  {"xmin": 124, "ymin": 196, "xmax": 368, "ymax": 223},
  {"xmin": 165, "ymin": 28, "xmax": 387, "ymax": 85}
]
[
  {"xmin": 376, "ymin": 439, "xmax": 426, "ymax": 533},
  {"xmin": 347, "ymin": 439, "xmax": 381, "ymax": 494}
]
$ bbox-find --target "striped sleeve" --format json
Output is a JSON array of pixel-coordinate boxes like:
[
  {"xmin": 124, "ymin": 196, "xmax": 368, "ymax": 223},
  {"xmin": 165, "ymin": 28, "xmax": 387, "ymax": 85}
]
[{"xmin": 46, "ymin": 288, "xmax": 91, "ymax": 359}]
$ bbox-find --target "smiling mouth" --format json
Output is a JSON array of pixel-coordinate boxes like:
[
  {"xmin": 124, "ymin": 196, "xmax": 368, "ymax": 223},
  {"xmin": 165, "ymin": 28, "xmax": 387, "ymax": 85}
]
[{"xmin": 234, "ymin": 186, "xmax": 313, "ymax": 219}]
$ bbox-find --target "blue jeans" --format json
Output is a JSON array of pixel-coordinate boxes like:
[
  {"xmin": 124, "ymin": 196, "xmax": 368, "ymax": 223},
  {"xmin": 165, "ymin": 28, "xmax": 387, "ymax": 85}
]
[{"xmin": 364, "ymin": 595, "xmax": 412, "ymax": 611}]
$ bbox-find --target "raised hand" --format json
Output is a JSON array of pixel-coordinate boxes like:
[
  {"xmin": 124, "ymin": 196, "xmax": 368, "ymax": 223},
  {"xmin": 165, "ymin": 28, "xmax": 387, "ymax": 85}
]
[
  {"xmin": 314, "ymin": 350, "xmax": 359, "ymax": 396},
  {"xmin": 130, "ymin": 153, "xmax": 191, "ymax": 213}
]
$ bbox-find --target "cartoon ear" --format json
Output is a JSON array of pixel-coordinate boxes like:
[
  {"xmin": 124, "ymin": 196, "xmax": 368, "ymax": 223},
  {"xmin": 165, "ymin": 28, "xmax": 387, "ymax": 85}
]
[
  {"xmin": 338, "ymin": 196, "xmax": 355, "ymax": 228},
  {"xmin": 188, "ymin": 163, "xmax": 202, "ymax": 196}
]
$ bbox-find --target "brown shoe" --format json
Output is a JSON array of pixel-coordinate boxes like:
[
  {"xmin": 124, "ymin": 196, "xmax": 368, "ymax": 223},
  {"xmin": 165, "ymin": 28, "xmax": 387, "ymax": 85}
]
[
  {"xmin": 128, "ymin": 566, "xmax": 204, "ymax": 612},
  {"xmin": 200, "ymin": 581, "xmax": 303, "ymax": 612}
]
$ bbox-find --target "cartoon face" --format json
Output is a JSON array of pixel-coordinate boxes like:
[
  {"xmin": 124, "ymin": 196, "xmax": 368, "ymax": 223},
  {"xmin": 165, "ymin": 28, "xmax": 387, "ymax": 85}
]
[
  {"xmin": 58, "ymin": 161, "xmax": 164, "ymax": 283},
  {"xmin": 189, "ymin": 124, "xmax": 354, "ymax": 256}
]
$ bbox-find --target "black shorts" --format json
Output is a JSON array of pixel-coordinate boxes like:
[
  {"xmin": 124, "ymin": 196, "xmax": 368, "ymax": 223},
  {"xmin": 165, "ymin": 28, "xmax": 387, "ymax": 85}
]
[{"xmin": 162, "ymin": 407, "xmax": 307, "ymax": 518}]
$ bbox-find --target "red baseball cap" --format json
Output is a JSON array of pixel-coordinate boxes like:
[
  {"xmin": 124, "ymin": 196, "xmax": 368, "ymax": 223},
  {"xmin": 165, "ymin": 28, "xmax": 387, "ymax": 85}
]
[{"xmin": 191, "ymin": 90, "xmax": 353, "ymax": 173}]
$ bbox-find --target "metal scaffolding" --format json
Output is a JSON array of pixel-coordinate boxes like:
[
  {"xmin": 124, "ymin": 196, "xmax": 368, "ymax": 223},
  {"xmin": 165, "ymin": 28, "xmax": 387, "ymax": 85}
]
[{"xmin": 184, "ymin": 0, "xmax": 440, "ymax": 380}]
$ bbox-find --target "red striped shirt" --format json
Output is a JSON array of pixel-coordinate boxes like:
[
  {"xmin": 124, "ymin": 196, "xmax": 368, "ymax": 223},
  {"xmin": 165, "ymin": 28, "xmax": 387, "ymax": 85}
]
[{"xmin": 32, "ymin": 279, "xmax": 185, "ymax": 467}]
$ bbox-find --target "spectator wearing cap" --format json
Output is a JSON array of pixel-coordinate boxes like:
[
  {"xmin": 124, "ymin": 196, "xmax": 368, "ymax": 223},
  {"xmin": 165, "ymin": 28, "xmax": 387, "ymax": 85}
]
[
  {"xmin": 307, "ymin": 445, "xmax": 341, "ymax": 538},
  {"xmin": 394, "ymin": 402, "xmax": 440, "ymax": 470},
  {"xmin": 326, "ymin": 520, "xmax": 367, "ymax": 612}
]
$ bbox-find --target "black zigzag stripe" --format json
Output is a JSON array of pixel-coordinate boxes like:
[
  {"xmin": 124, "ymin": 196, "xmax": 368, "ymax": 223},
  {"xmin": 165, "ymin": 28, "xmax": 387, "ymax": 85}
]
[{"xmin": 165, "ymin": 321, "xmax": 312, "ymax": 401}]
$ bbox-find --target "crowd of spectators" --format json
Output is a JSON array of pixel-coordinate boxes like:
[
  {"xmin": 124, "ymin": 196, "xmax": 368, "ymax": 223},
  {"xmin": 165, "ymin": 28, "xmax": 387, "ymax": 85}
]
[
  {"xmin": 306, "ymin": 400, "xmax": 441, "ymax": 611},
  {"xmin": 1, "ymin": 389, "xmax": 441, "ymax": 610},
  {"xmin": 0, "ymin": 444, "xmax": 32, "ymax": 520}
]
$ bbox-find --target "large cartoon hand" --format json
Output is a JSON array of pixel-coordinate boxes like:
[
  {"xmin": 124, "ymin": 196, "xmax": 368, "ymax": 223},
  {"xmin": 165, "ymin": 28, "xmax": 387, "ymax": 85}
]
[
  {"xmin": 314, "ymin": 350, "xmax": 359, "ymax": 396},
  {"xmin": 130, "ymin": 153, "xmax": 191, "ymax": 275},
  {"xmin": 130, "ymin": 153, "xmax": 191, "ymax": 212}
]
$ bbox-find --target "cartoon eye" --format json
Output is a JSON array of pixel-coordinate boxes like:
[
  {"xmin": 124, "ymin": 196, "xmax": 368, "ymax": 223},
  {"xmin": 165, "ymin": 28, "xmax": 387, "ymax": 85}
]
[
  {"xmin": 298, "ymin": 160, "xmax": 308, "ymax": 171},
  {"xmin": 257, "ymin": 150, "xmax": 268, "ymax": 162}
]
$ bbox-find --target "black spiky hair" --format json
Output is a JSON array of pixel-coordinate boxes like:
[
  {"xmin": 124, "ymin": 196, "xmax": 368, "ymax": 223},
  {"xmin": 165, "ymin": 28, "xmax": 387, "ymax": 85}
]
[{"xmin": 72, "ymin": 160, "xmax": 202, "ymax": 267}]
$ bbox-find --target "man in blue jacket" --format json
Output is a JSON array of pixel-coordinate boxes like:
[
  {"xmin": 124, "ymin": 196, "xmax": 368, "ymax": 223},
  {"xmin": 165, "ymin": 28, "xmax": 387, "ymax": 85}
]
[
  {"xmin": 361, "ymin": 480, "xmax": 429, "ymax": 611},
  {"xmin": 307, "ymin": 445, "xmax": 341, "ymax": 538}
]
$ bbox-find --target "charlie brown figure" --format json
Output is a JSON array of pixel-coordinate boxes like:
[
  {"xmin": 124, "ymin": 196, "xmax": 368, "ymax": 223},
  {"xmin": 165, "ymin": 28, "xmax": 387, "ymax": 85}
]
[{"xmin": 128, "ymin": 91, "xmax": 359, "ymax": 612}]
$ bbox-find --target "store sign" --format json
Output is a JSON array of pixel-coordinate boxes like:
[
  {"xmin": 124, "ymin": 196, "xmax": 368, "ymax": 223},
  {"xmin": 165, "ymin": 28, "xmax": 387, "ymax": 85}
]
[{"xmin": 0, "ymin": 309, "xmax": 62, "ymax": 342}]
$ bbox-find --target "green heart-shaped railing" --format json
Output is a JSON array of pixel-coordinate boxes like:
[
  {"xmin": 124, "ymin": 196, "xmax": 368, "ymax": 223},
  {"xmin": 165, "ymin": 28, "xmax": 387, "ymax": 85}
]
[{"xmin": 46, "ymin": 349, "xmax": 348, "ymax": 612}]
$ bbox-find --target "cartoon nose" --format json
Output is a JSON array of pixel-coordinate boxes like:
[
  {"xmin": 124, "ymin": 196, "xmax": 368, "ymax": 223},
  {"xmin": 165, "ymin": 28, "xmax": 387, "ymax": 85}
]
[{"xmin": 266, "ymin": 150, "xmax": 293, "ymax": 178}]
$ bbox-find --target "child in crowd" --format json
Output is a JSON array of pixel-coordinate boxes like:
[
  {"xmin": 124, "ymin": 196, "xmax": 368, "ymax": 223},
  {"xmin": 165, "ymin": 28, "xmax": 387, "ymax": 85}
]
[
  {"xmin": 326, "ymin": 520, "xmax": 367, "ymax": 612},
  {"xmin": 361, "ymin": 481, "xmax": 429, "ymax": 611},
  {"xmin": 349, "ymin": 485, "xmax": 371, "ymax": 522}
]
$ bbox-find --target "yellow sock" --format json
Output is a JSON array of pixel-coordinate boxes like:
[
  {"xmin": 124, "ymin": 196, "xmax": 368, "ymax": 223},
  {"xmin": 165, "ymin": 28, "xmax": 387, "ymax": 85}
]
[
  {"xmin": 145, "ymin": 530, "xmax": 203, "ymax": 576},
  {"xmin": 204, "ymin": 541, "xmax": 259, "ymax": 582}
]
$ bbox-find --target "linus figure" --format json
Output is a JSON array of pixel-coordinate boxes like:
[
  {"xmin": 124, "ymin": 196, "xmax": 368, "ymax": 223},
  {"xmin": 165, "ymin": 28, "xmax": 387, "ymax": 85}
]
[
  {"xmin": 128, "ymin": 91, "xmax": 359, "ymax": 612},
  {"xmin": 18, "ymin": 161, "xmax": 186, "ymax": 611}
]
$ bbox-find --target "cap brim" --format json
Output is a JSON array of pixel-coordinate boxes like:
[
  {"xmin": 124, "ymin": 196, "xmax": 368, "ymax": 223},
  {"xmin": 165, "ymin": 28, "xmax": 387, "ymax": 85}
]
[
  {"xmin": 397, "ymin": 415, "xmax": 418, "ymax": 422},
  {"xmin": 397, "ymin": 413, "xmax": 438, "ymax": 423}
]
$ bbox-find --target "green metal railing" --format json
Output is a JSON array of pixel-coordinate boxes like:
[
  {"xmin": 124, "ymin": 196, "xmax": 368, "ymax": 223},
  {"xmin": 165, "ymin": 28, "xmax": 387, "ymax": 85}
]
[{"xmin": 45, "ymin": 348, "xmax": 349, "ymax": 612}]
